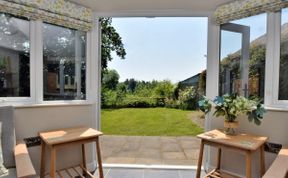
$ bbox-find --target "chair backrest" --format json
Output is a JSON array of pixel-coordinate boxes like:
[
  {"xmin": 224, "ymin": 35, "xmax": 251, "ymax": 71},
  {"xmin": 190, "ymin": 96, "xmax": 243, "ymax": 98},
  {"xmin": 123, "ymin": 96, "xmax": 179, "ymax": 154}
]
[{"xmin": 0, "ymin": 106, "xmax": 16, "ymax": 168}]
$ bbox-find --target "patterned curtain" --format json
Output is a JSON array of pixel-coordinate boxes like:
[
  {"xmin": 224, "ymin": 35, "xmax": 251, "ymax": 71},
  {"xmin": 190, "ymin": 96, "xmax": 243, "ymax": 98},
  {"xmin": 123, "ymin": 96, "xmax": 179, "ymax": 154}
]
[
  {"xmin": 0, "ymin": 0, "xmax": 93, "ymax": 31},
  {"xmin": 214, "ymin": 0, "xmax": 288, "ymax": 25}
]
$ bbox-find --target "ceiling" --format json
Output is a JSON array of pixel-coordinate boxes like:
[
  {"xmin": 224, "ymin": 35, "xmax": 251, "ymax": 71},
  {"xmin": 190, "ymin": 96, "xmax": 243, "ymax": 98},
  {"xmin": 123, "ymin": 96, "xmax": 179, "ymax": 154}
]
[{"xmin": 69, "ymin": 0, "xmax": 234, "ymax": 16}]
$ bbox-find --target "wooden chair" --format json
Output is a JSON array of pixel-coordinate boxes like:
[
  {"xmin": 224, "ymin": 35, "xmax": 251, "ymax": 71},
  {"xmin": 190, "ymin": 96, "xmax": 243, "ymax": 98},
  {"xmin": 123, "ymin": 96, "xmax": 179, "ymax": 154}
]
[
  {"xmin": 0, "ymin": 106, "xmax": 36, "ymax": 178},
  {"xmin": 263, "ymin": 146, "xmax": 288, "ymax": 178}
]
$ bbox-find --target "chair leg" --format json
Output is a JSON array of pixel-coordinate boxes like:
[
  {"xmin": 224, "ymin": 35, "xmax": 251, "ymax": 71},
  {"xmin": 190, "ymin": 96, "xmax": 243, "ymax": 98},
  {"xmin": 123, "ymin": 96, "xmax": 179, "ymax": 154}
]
[
  {"xmin": 82, "ymin": 144, "xmax": 87, "ymax": 176},
  {"xmin": 96, "ymin": 137, "xmax": 104, "ymax": 178},
  {"xmin": 50, "ymin": 147, "xmax": 56, "ymax": 178},
  {"xmin": 40, "ymin": 140, "xmax": 46, "ymax": 178},
  {"xmin": 196, "ymin": 140, "xmax": 205, "ymax": 178}
]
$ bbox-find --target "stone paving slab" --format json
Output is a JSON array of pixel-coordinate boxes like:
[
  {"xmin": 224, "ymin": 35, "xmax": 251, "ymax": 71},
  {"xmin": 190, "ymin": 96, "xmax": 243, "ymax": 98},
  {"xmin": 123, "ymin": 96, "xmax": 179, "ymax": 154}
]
[
  {"xmin": 93, "ymin": 168, "xmax": 206, "ymax": 178},
  {"xmin": 100, "ymin": 135, "xmax": 200, "ymax": 165}
]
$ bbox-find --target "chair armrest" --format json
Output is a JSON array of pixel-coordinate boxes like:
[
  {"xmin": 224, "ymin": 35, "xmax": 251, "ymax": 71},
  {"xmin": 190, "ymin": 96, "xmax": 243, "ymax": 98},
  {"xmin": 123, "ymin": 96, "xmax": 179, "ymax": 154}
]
[
  {"xmin": 263, "ymin": 146, "xmax": 288, "ymax": 178},
  {"xmin": 14, "ymin": 141, "xmax": 36, "ymax": 178}
]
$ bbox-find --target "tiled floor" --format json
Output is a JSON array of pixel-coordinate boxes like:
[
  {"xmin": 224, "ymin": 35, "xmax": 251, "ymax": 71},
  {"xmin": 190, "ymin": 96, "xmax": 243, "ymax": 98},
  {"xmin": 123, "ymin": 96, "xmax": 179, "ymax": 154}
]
[
  {"xmin": 94, "ymin": 168, "xmax": 206, "ymax": 178},
  {"xmin": 100, "ymin": 136, "xmax": 201, "ymax": 165}
]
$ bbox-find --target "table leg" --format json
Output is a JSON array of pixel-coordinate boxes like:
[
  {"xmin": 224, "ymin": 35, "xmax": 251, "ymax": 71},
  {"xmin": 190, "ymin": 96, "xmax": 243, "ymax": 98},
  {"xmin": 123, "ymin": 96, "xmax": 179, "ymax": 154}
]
[
  {"xmin": 260, "ymin": 145, "xmax": 265, "ymax": 176},
  {"xmin": 246, "ymin": 150, "xmax": 252, "ymax": 178},
  {"xmin": 96, "ymin": 137, "xmax": 104, "ymax": 178},
  {"xmin": 82, "ymin": 144, "xmax": 87, "ymax": 176},
  {"xmin": 50, "ymin": 146, "xmax": 56, "ymax": 178},
  {"xmin": 196, "ymin": 140, "xmax": 204, "ymax": 178},
  {"xmin": 216, "ymin": 147, "xmax": 222, "ymax": 170},
  {"xmin": 40, "ymin": 140, "xmax": 46, "ymax": 178}
]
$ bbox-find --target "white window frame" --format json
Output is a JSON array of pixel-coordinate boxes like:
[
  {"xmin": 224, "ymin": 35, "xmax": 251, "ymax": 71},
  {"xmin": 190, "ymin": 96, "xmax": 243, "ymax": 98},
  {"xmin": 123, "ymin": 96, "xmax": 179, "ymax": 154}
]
[
  {"xmin": 0, "ymin": 16, "xmax": 94, "ymax": 106},
  {"xmin": 265, "ymin": 11, "xmax": 288, "ymax": 109},
  {"xmin": 0, "ymin": 18, "xmax": 36, "ymax": 105},
  {"xmin": 206, "ymin": 11, "xmax": 288, "ymax": 109},
  {"xmin": 40, "ymin": 22, "xmax": 90, "ymax": 104}
]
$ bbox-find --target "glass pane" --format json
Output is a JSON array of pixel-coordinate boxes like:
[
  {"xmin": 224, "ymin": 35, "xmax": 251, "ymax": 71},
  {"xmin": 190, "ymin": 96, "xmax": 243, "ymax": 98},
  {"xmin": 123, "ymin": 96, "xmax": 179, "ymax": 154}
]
[
  {"xmin": 43, "ymin": 23, "xmax": 86, "ymax": 101},
  {"xmin": 219, "ymin": 13, "xmax": 266, "ymax": 101},
  {"xmin": 279, "ymin": 8, "xmax": 288, "ymax": 100},
  {"xmin": 219, "ymin": 30, "xmax": 242, "ymax": 96},
  {"xmin": 0, "ymin": 13, "xmax": 30, "ymax": 97}
]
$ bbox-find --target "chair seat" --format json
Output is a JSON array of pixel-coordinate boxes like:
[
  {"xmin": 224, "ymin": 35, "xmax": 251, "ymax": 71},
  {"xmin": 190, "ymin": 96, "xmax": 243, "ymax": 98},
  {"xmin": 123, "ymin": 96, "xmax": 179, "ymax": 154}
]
[{"xmin": 0, "ymin": 169, "xmax": 16, "ymax": 178}]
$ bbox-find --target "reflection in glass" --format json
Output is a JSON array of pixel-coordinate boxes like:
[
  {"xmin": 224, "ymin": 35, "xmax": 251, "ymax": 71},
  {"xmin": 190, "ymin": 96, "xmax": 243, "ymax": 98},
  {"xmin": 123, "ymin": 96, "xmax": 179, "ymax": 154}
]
[
  {"xmin": 219, "ymin": 31, "xmax": 242, "ymax": 96},
  {"xmin": 43, "ymin": 23, "xmax": 86, "ymax": 101},
  {"xmin": 0, "ymin": 13, "xmax": 30, "ymax": 97},
  {"xmin": 219, "ymin": 13, "xmax": 266, "ymax": 101},
  {"xmin": 279, "ymin": 8, "xmax": 288, "ymax": 100}
]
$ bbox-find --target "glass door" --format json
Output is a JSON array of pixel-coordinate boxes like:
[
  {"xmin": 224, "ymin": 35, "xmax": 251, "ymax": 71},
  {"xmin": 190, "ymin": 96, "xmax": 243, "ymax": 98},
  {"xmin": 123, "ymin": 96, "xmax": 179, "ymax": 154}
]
[{"xmin": 219, "ymin": 23, "xmax": 250, "ymax": 97}]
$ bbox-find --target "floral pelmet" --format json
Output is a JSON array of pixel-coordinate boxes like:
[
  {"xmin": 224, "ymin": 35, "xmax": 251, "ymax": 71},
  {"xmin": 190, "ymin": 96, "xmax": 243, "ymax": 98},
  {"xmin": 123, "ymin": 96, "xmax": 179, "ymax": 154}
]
[
  {"xmin": 214, "ymin": 0, "xmax": 288, "ymax": 25},
  {"xmin": 0, "ymin": 0, "xmax": 93, "ymax": 31}
]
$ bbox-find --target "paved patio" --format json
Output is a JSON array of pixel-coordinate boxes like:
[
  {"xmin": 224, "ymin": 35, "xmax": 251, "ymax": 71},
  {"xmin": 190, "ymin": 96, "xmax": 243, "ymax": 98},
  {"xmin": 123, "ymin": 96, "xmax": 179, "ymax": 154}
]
[
  {"xmin": 100, "ymin": 135, "xmax": 201, "ymax": 165},
  {"xmin": 93, "ymin": 168, "xmax": 206, "ymax": 178}
]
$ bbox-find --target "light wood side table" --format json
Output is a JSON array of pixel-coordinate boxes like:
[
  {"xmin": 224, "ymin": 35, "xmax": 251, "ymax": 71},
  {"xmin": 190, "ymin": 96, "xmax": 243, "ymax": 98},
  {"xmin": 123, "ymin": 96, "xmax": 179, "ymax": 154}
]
[
  {"xmin": 39, "ymin": 127, "xmax": 104, "ymax": 178},
  {"xmin": 196, "ymin": 129, "xmax": 268, "ymax": 178}
]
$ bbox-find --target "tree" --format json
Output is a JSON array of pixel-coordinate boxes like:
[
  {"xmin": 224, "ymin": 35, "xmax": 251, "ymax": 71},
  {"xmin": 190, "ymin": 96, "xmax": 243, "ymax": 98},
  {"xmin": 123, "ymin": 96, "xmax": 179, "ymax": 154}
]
[
  {"xmin": 102, "ymin": 69, "xmax": 120, "ymax": 90},
  {"xmin": 100, "ymin": 18, "xmax": 126, "ymax": 71},
  {"xmin": 124, "ymin": 78, "xmax": 137, "ymax": 93}
]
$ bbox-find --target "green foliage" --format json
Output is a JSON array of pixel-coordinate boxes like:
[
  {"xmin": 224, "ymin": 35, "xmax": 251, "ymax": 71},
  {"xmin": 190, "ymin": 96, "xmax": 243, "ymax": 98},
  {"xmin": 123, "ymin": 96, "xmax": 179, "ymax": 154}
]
[
  {"xmin": 102, "ymin": 69, "xmax": 120, "ymax": 90},
  {"xmin": 198, "ymin": 70, "xmax": 206, "ymax": 95},
  {"xmin": 153, "ymin": 80, "xmax": 174, "ymax": 99},
  {"xmin": 121, "ymin": 95, "xmax": 157, "ymax": 108},
  {"xmin": 101, "ymin": 108, "xmax": 204, "ymax": 136},
  {"xmin": 102, "ymin": 78, "xmax": 181, "ymax": 108},
  {"xmin": 198, "ymin": 96, "xmax": 211, "ymax": 114},
  {"xmin": 100, "ymin": 18, "xmax": 126, "ymax": 70},
  {"xmin": 249, "ymin": 45, "xmax": 266, "ymax": 77},
  {"xmin": 178, "ymin": 87, "xmax": 198, "ymax": 110},
  {"xmin": 198, "ymin": 94, "xmax": 266, "ymax": 125}
]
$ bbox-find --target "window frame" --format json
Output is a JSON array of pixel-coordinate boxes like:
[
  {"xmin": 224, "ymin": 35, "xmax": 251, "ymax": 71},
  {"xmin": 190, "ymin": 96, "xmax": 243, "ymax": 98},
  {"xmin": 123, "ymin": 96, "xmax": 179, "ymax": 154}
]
[
  {"xmin": 0, "ymin": 17, "xmax": 92, "ymax": 106},
  {"xmin": 215, "ymin": 10, "xmax": 288, "ymax": 109},
  {"xmin": 219, "ymin": 23, "xmax": 251, "ymax": 97},
  {"xmin": 0, "ymin": 16, "xmax": 35, "ymax": 104},
  {"xmin": 41, "ymin": 22, "xmax": 89, "ymax": 104},
  {"xmin": 265, "ymin": 11, "xmax": 288, "ymax": 108}
]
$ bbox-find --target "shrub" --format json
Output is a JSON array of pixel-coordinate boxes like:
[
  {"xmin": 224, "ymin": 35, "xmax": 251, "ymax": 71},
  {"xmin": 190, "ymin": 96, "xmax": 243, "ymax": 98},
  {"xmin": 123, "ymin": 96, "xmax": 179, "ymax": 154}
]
[
  {"xmin": 121, "ymin": 96, "xmax": 157, "ymax": 108},
  {"xmin": 178, "ymin": 87, "xmax": 198, "ymax": 110},
  {"xmin": 165, "ymin": 98, "xmax": 180, "ymax": 109}
]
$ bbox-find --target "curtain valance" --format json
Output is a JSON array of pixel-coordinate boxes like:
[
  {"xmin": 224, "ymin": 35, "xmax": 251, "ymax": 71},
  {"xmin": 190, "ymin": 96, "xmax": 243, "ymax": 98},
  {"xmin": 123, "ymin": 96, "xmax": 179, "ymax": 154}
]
[
  {"xmin": 214, "ymin": 0, "xmax": 288, "ymax": 25},
  {"xmin": 0, "ymin": 0, "xmax": 93, "ymax": 31}
]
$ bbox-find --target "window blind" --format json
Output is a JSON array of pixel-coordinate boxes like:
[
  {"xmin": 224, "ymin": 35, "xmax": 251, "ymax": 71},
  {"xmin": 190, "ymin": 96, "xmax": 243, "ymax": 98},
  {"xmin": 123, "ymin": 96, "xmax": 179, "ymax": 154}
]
[{"xmin": 0, "ymin": 0, "xmax": 93, "ymax": 31}]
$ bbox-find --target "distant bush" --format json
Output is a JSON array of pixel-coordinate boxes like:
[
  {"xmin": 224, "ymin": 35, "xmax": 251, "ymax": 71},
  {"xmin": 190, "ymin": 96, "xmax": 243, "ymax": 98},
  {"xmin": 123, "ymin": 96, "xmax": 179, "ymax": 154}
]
[
  {"xmin": 164, "ymin": 98, "xmax": 180, "ymax": 109},
  {"xmin": 121, "ymin": 96, "xmax": 157, "ymax": 108},
  {"xmin": 101, "ymin": 77, "xmax": 201, "ymax": 110},
  {"xmin": 178, "ymin": 87, "xmax": 199, "ymax": 110}
]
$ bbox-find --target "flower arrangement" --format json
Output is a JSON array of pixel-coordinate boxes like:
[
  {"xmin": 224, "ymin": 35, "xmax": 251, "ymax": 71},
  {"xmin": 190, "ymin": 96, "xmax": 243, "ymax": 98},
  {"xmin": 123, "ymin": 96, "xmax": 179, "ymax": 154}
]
[{"xmin": 198, "ymin": 93, "xmax": 266, "ymax": 125}]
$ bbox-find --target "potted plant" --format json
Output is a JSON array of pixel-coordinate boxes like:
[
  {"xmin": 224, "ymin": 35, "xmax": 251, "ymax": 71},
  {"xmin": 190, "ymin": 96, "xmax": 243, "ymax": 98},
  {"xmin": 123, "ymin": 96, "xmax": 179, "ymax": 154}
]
[{"xmin": 198, "ymin": 93, "xmax": 266, "ymax": 135}]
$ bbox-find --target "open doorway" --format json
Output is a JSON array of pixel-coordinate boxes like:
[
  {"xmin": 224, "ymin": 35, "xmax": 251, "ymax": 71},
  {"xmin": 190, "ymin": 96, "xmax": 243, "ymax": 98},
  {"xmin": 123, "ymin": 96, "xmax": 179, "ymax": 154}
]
[{"xmin": 100, "ymin": 17, "xmax": 208, "ymax": 166}]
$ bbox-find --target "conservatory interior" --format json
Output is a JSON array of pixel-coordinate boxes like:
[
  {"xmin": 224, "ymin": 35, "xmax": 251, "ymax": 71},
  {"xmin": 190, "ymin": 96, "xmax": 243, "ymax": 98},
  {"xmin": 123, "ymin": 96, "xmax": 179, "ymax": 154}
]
[{"xmin": 0, "ymin": 0, "xmax": 288, "ymax": 178}]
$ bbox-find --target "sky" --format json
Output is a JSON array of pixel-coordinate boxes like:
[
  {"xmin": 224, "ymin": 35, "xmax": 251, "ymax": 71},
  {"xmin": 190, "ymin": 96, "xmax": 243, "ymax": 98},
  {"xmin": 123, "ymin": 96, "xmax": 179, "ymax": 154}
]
[
  {"xmin": 221, "ymin": 13, "xmax": 267, "ymax": 60},
  {"xmin": 108, "ymin": 17, "xmax": 208, "ymax": 83},
  {"xmin": 107, "ymin": 13, "xmax": 273, "ymax": 83}
]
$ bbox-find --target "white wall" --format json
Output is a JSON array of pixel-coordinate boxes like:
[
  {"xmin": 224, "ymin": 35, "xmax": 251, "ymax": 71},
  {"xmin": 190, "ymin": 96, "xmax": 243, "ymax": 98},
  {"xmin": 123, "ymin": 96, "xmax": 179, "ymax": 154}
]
[{"xmin": 14, "ymin": 104, "xmax": 97, "ymax": 174}]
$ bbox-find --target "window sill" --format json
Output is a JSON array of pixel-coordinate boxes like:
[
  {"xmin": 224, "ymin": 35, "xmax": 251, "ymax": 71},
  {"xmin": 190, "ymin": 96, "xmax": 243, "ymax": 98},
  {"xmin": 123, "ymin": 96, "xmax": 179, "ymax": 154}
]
[
  {"xmin": 14, "ymin": 102, "xmax": 94, "ymax": 109},
  {"xmin": 265, "ymin": 106, "xmax": 288, "ymax": 112}
]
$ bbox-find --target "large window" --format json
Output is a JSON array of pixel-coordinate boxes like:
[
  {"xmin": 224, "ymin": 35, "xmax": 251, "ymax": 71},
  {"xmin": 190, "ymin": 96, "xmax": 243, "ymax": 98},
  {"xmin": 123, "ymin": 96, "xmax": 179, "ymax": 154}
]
[
  {"xmin": 43, "ymin": 23, "xmax": 86, "ymax": 101},
  {"xmin": 0, "ymin": 13, "xmax": 30, "ymax": 97},
  {"xmin": 279, "ymin": 8, "xmax": 288, "ymax": 100},
  {"xmin": 219, "ymin": 13, "xmax": 267, "ymax": 101}
]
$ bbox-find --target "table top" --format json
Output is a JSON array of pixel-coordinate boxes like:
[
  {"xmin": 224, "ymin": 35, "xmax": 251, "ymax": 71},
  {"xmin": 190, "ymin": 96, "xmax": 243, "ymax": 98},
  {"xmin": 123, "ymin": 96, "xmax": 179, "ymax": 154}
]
[
  {"xmin": 39, "ymin": 127, "xmax": 103, "ymax": 145},
  {"xmin": 197, "ymin": 129, "xmax": 268, "ymax": 151}
]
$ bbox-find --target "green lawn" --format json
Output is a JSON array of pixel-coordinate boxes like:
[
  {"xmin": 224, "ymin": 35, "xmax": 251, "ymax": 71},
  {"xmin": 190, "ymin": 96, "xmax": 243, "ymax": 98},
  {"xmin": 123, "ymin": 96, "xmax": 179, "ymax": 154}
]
[{"xmin": 101, "ymin": 108, "xmax": 204, "ymax": 136}]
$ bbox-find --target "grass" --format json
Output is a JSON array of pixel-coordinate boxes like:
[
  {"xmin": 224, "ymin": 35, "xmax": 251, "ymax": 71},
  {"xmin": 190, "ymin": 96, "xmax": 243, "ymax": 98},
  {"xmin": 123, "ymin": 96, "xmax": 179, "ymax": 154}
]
[{"xmin": 101, "ymin": 108, "xmax": 204, "ymax": 136}]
